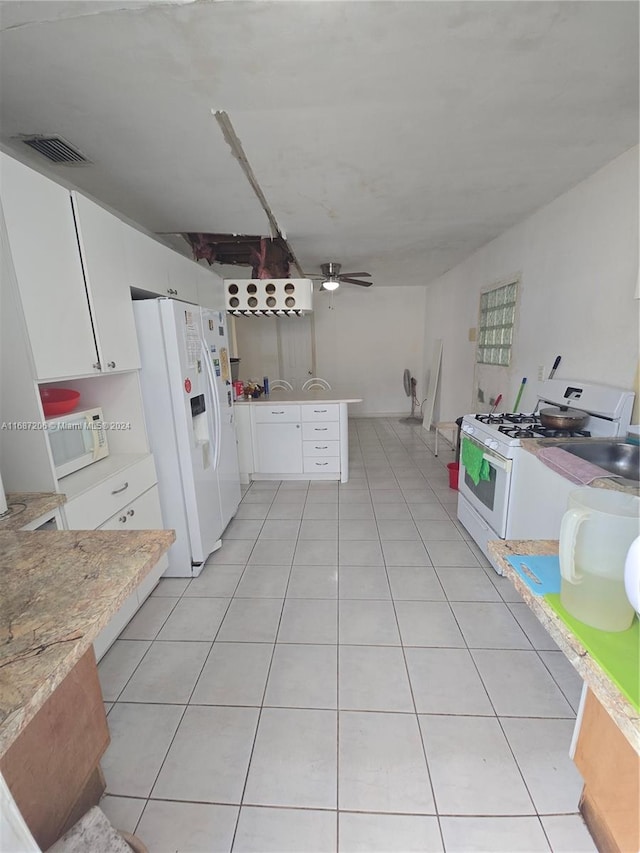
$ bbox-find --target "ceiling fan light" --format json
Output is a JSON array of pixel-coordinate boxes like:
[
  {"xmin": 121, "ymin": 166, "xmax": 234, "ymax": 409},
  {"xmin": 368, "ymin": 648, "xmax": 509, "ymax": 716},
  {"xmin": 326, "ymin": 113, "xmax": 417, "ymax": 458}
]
[{"xmin": 322, "ymin": 278, "xmax": 339, "ymax": 291}]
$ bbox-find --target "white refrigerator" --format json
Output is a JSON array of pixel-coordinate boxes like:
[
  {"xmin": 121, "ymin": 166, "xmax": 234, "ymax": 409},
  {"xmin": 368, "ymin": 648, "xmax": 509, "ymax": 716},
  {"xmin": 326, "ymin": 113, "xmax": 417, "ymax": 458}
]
[{"xmin": 133, "ymin": 298, "xmax": 241, "ymax": 577}]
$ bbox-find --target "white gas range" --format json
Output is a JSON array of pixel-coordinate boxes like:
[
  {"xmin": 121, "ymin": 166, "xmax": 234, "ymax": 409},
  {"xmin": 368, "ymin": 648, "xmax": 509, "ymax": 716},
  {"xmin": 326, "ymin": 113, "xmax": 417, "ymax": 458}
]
[{"xmin": 456, "ymin": 379, "xmax": 635, "ymax": 574}]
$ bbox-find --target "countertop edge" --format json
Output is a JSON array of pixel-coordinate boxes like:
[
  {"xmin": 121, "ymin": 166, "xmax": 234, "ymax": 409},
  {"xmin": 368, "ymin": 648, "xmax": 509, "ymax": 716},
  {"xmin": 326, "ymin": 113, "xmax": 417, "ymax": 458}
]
[
  {"xmin": 0, "ymin": 492, "xmax": 66, "ymax": 532},
  {"xmin": 235, "ymin": 396, "xmax": 363, "ymax": 405},
  {"xmin": 488, "ymin": 539, "xmax": 639, "ymax": 754},
  {"xmin": 0, "ymin": 528, "xmax": 175, "ymax": 757}
]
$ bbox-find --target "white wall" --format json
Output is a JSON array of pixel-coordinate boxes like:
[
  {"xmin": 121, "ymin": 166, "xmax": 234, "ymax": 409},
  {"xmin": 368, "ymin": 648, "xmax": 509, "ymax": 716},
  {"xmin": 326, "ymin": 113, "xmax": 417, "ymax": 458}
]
[
  {"xmin": 233, "ymin": 285, "xmax": 427, "ymax": 415},
  {"xmin": 313, "ymin": 286, "xmax": 427, "ymax": 416},
  {"xmin": 422, "ymin": 145, "xmax": 639, "ymax": 421}
]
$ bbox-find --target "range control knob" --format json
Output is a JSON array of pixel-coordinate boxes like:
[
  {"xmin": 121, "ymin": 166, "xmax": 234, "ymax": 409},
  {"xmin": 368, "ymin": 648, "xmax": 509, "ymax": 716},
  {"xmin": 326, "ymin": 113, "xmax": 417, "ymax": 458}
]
[
  {"xmin": 485, "ymin": 439, "xmax": 499, "ymax": 450},
  {"xmin": 462, "ymin": 424, "xmax": 474, "ymax": 435}
]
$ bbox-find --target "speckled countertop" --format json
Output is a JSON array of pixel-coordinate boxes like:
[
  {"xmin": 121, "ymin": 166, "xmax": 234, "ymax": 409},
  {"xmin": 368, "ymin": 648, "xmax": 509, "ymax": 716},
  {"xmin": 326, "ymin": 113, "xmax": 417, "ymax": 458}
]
[
  {"xmin": 0, "ymin": 492, "xmax": 66, "ymax": 531},
  {"xmin": 0, "ymin": 528, "xmax": 175, "ymax": 757},
  {"xmin": 488, "ymin": 539, "xmax": 639, "ymax": 753}
]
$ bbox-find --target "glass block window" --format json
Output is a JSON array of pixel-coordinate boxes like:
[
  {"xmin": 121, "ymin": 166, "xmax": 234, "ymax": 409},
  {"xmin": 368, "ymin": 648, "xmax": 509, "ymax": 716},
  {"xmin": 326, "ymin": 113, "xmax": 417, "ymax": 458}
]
[{"xmin": 476, "ymin": 281, "xmax": 517, "ymax": 365}]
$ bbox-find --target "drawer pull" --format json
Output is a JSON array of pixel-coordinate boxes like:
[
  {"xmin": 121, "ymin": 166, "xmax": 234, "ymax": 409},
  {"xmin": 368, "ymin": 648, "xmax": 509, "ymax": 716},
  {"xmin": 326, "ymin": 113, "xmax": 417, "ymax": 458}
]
[
  {"xmin": 315, "ymin": 462, "xmax": 329, "ymax": 466},
  {"xmin": 271, "ymin": 410, "xmax": 286, "ymax": 414},
  {"xmin": 127, "ymin": 509, "xmax": 135, "ymax": 517},
  {"xmin": 111, "ymin": 482, "xmax": 129, "ymax": 495},
  {"xmin": 314, "ymin": 427, "xmax": 328, "ymax": 431},
  {"xmin": 314, "ymin": 409, "xmax": 328, "ymax": 413},
  {"xmin": 119, "ymin": 515, "xmax": 128, "ymax": 523},
  {"xmin": 315, "ymin": 446, "xmax": 328, "ymax": 450}
]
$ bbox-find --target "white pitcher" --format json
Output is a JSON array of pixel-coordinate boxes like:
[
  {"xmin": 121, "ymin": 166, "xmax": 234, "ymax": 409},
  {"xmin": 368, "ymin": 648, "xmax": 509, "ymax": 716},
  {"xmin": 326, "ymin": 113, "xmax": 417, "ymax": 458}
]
[{"xmin": 559, "ymin": 488, "xmax": 640, "ymax": 632}]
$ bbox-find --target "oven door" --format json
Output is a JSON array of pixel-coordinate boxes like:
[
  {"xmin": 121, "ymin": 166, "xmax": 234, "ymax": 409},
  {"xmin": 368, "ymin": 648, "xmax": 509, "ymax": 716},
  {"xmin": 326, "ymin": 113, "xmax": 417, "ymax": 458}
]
[{"xmin": 458, "ymin": 435, "xmax": 512, "ymax": 538}]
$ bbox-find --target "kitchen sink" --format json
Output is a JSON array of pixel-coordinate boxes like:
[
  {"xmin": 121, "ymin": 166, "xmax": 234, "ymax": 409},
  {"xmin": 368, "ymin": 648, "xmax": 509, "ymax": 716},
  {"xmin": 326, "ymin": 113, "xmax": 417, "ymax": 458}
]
[{"xmin": 553, "ymin": 440, "xmax": 640, "ymax": 483}]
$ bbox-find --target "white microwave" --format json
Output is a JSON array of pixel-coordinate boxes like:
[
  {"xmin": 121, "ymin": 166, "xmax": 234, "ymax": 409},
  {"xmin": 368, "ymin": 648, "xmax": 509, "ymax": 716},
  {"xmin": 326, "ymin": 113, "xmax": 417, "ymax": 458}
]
[{"xmin": 47, "ymin": 407, "xmax": 109, "ymax": 478}]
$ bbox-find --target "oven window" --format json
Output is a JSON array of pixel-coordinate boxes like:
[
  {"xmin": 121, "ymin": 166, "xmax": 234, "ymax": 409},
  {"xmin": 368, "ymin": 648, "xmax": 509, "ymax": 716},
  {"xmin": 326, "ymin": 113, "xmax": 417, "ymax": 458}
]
[
  {"xmin": 476, "ymin": 280, "xmax": 517, "ymax": 366},
  {"xmin": 464, "ymin": 466, "xmax": 497, "ymax": 510}
]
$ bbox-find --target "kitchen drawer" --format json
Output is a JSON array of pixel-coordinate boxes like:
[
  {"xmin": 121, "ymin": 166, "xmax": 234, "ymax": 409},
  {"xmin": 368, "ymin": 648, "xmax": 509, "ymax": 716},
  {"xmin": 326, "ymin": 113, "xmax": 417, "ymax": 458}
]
[
  {"xmin": 254, "ymin": 404, "xmax": 301, "ymax": 423},
  {"xmin": 302, "ymin": 421, "xmax": 340, "ymax": 442},
  {"xmin": 97, "ymin": 484, "xmax": 164, "ymax": 532},
  {"xmin": 301, "ymin": 404, "xmax": 340, "ymax": 422},
  {"xmin": 303, "ymin": 440, "xmax": 340, "ymax": 457},
  {"xmin": 64, "ymin": 454, "xmax": 157, "ymax": 530},
  {"xmin": 303, "ymin": 457, "xmax": 341, "ymax": 474}
]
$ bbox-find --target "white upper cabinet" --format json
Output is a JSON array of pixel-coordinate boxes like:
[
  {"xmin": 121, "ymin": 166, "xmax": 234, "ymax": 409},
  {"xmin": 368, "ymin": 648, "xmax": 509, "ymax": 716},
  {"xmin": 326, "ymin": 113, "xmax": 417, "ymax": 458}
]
[
  {"xmin": 124, "ymin": 224, "xmax": 171, "ymax": 295},
  {"xmin": 196, "ymin": 263, "xmax": 225, "ymax": 310},
  {"xmin": 0, "ymin": 153, "xmax": 98, "ymax": 380},
  {"xmin": 0, "ymin": 154, "xmax": 142, "ymax": 380},
  {"xmin": 72, "ymin": 192, "xmax": 140, "ymax": 372},
  {"xmin": 166, "ymin": 248, "xmax": 198, "ymax": 304},
  {"xmin": 124, "ymin": 226, "xmax": 199, "ymax": 304}
]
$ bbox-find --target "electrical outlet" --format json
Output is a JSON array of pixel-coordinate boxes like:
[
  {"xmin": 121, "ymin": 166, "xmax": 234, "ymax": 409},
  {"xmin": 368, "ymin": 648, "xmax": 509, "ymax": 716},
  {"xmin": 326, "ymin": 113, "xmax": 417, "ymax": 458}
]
[{"xmin": 537, "ymin": 365, "xmax": 546, "ymax": 381}]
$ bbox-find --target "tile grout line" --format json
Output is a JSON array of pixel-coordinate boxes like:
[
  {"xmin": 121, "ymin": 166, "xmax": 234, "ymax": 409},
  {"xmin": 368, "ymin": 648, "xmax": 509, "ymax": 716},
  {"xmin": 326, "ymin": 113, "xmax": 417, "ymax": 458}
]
[{"xmin": 230, "ymin": 478, "xmax": 309, "ymax": 850}]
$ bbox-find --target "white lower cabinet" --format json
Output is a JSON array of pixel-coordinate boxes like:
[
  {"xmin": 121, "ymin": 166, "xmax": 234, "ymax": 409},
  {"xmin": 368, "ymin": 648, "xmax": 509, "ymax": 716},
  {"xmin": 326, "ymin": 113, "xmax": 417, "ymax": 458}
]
[
  {"xmin": 248, "ymin": 402, "xmax": 347, "ymax": 481},
  {"xmin": 92, "ymin": 484, "xmax": 168, "ymax": 660},
  {"xmin": 62, "ymin": 454, "xmax": 168, "ymax": 661},
  {"xmin": 255, "ymin": 422, "xmax": 303, "ymax": 474},
  {"xmin": 63, "ymin": 454, "xmax": 158, "ymax": 531}
]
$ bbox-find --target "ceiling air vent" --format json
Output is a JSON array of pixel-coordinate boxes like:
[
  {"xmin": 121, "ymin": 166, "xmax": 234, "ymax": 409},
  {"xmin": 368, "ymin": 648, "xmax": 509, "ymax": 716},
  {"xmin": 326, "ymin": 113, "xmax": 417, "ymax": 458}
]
[{"xmin": 20, "ymin": 135, "xmax": 90, "ymax": 165}]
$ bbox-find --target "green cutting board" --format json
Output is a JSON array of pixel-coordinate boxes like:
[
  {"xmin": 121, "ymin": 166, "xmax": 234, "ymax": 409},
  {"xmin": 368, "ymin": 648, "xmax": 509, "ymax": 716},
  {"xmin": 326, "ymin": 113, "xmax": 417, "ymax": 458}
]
[{"xmin": 544, "ymin": 593, "xmax": 639, "ymax": 712}]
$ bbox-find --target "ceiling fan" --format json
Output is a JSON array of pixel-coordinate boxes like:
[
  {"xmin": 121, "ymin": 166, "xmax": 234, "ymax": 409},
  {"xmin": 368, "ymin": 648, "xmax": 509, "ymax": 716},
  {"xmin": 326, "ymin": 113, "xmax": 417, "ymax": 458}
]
[{"xmin": 307, "ymin": 262, "xmax": 373, "ymax": 291}]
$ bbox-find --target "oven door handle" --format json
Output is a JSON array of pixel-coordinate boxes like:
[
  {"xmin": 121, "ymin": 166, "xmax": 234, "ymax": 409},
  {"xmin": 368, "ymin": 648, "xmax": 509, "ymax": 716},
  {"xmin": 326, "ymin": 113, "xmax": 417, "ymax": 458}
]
[{"xmin": 482, "ymin": 453, "xmax": 512, "ymax": 472}]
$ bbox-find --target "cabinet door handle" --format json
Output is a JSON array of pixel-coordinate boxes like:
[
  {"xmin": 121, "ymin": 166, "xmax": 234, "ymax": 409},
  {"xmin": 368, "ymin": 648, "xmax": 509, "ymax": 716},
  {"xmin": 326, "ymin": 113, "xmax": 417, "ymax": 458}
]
[
  {"xmin": 127, "ymin": 509, "xmax": 135, "ymax": 517},
  {"xmin": 111, "ymin": 482, "xmax": 129, "ymax": 495},
  {"xmin": 167, "ymin": 288, "xmax": 178, "ymax": 296},
  {"xmin": 107, "ymin": 361, "xmax": 116, "ymax": 369},
  {"xmin": 93, "ymin": 361, "xmax": 102, "ymax": 370},
  {"xmin": 119, "ymin": 515, "xmax": 128, "ymax": 523}
]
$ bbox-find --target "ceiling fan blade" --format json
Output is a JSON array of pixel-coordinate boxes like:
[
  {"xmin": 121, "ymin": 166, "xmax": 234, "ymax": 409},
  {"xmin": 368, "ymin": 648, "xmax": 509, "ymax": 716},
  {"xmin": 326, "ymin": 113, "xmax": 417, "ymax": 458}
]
[
  {"xmin": 340, "ymin": 276, "xmax": 373, "ymax": 287},
  {"xmin": 339, "ymin": 272, "xmax": 371, "ymax": 279}
]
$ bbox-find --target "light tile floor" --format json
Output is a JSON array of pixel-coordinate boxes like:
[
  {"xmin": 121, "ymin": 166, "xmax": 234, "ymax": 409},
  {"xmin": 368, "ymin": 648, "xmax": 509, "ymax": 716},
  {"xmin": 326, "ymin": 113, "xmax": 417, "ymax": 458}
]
[{"xmin": 99, "ymin": 418, "xmax": 597, "ymax": 852}]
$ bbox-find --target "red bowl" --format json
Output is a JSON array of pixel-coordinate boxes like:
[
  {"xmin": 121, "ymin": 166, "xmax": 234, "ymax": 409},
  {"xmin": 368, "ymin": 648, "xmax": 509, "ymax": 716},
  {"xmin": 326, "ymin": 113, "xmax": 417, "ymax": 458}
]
[{"xmin": 40, "ymin": 388, "xmax": 81, "ymax": 417}]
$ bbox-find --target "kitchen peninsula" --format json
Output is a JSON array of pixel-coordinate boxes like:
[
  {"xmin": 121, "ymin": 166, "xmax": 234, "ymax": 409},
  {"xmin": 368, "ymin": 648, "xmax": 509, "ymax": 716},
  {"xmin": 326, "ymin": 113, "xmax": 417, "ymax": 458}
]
[
  {"xmin": 0, "ymin": 509, "xmax": 174, "ymax": 850},
  {"xmin": 234, "ymin": 390, "xmax": 362, "ymax": 484},
  {"xmin": 489, "ymin": 539, "xmax": 639, "ymax": 853}
]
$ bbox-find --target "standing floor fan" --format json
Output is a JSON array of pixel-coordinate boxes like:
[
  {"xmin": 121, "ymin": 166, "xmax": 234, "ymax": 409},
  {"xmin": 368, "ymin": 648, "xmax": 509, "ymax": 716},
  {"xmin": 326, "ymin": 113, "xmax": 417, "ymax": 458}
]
[{"xmin": 400, "ymin": 369, "xmax": 423, "ymax": 424}]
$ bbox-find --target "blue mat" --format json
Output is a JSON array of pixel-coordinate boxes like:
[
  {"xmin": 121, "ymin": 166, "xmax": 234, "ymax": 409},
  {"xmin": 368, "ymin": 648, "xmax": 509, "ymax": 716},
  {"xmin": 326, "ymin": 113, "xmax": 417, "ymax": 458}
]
[{"xmin": 506, "ymin": 555, "xmax": 561, "ymax": 595}]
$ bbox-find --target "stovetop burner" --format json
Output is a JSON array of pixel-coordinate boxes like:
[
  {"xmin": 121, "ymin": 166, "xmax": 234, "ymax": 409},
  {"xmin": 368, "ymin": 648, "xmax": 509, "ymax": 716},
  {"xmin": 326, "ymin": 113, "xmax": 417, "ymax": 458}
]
[
  {"xmin": 497, "ymin": 422, "xmax": 592, "ymax": 440},
  {"xmin": 475, "ymin": 412, "xmax": 538, "ymax": 426},
  {"xmin": 473, "ymin": 412, "xmax": 592, "ymax": 440}
]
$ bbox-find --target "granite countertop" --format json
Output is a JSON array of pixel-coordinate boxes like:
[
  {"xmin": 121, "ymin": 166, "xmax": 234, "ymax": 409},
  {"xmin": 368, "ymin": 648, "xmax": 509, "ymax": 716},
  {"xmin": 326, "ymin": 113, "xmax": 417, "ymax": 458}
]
[
  {"xmin": 488, "ymin": 539, "xmax": 639, "ymax": 753},
  {"xmin": 0, "ymin": 492, "xmax": 66, "ymax": 531},
  {"xmin": 235, "ymin": 391, "xmax": 363, "ymax": 405},
  {"xmin": 0, "ymin": 528, "xmax": 175, "ymax": 757},
  {"xmin": 520, "ymin": 438, "xmax": 639, "ymax": 495}
]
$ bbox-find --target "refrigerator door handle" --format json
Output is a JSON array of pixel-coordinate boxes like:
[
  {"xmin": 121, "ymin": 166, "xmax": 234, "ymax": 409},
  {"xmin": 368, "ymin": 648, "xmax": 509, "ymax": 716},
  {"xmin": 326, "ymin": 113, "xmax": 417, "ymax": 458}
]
[{"xmin": 200, "ymin": 338, "xmax": 222, "ymax": 471}]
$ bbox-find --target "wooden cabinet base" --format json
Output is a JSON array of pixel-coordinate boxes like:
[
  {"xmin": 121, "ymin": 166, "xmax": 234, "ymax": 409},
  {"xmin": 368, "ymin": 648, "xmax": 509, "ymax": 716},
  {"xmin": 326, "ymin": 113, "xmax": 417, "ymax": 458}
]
[
  {"xmin": 0, "ymin": 648, "xmax": 110, "ymax": 850},
  {"xmin": 574, "ymin": 688, "xmax": 639, "ymax": 853}
]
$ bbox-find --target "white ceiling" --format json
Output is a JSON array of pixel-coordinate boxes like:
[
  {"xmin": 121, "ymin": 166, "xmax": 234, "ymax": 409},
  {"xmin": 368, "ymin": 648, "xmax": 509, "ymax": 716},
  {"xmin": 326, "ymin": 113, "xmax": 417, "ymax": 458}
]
[{"xmin": 0, "ymin": 0, "xmax": 637, "ymax": 287}]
